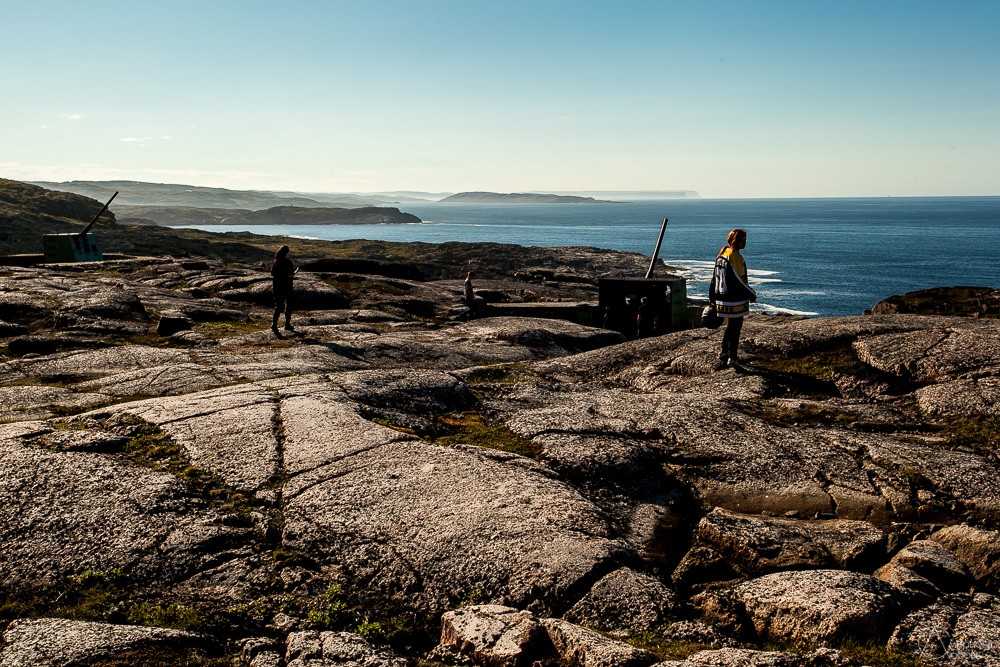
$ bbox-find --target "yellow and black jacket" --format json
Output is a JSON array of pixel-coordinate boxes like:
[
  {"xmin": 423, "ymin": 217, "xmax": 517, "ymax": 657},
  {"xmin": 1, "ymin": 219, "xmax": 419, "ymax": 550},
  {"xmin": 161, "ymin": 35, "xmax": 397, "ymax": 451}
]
[{"xmin": 709, "ymin": 247, "xmax": 754, "ymax": 318}]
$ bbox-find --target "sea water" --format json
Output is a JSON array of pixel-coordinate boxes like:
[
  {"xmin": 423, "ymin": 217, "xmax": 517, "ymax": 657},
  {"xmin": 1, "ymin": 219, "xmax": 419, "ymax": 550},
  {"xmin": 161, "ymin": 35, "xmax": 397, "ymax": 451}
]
[{"xmin": 179, "ymin": 197, "xmax": 1000, "ymax": 316}]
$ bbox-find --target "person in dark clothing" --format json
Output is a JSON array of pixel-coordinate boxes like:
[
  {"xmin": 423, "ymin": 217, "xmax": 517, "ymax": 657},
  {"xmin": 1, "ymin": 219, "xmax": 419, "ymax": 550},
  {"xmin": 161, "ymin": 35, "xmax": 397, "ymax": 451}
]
[
  {"xmin": 708, "ymin": 228, "xmax": 756, "ymax": 370},
  {"xmin": 271, "ymin": 245, "xmax": 297, "ymax": 333}
]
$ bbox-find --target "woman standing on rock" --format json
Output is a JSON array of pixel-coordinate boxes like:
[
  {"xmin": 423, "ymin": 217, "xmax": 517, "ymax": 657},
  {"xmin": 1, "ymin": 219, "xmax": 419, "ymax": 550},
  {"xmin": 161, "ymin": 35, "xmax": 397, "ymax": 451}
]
[
  {"xmin": 709, "ymin": 228, "xmax": 756, "ymax": 369},
  {"xmin": 271, "ymin": 245, "xmax": 297, "ymax": 334}
]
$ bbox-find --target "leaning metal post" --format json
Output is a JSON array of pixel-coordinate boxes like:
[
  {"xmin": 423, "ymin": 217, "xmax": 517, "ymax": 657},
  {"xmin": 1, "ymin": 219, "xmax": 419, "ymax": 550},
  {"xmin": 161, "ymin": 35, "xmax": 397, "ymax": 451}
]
[{"xmin": 645, "ymin": 216, "xmax": 668, "ymax": 279}]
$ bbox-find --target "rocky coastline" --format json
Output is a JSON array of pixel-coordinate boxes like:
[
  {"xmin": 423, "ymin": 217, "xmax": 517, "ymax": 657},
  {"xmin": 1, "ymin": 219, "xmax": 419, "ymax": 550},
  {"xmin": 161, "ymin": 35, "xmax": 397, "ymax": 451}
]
[{"xmin": 1, "ymin": 182, "xmax": 999, "ymax": 666}]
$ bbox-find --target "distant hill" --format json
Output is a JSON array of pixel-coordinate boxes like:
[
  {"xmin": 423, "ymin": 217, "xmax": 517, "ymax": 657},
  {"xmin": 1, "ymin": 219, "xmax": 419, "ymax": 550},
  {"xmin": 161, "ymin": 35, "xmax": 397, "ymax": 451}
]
[
  {"xmin": 116, "ymin": 204, "xmax": 421, "ymax": 227},
  {"xmin": 440, "ymin": 191, "xmax": 615, "ymax": 204},
  {"xmin": 549, "ymin": 190, "xmax": 700, "ymax": 201},
  {"xmin": 29, "ymin": 180, "xmax": 329, "ymax": 210}
]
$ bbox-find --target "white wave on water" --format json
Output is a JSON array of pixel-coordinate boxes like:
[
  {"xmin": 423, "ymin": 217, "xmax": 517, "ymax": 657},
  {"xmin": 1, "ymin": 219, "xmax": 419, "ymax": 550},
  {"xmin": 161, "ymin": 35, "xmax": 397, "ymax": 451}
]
[
  {"xmin": 752, "ymin": 303, "xmax": 819, "ymax": 316},
  {"xmin": 668, "ymin": 259, "xmax": 783, "ymax": 285}
]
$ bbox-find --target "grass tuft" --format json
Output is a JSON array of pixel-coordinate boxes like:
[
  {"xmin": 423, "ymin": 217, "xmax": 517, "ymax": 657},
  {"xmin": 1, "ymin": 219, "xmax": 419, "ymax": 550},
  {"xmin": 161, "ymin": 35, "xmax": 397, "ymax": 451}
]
[{"xmin": 433, "ymin": 412, "xmax": 542, "ymax": 459}]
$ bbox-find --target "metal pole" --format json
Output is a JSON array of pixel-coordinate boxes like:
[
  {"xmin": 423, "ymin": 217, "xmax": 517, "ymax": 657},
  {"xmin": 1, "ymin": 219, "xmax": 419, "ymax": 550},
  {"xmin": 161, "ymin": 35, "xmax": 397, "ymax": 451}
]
[
  {"xmin": 645, "ymin": 216, "xmax": 668, "ymax": 279},
  {"xmin": 81, "ymin": 191, "xmax": 119, "ymax": 236}
]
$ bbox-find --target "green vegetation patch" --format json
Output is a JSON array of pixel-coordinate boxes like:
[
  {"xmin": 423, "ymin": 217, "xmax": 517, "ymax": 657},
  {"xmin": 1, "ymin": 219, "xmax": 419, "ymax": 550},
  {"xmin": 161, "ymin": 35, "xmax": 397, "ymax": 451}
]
[
  {"xmin": 834, "ymin": 640, "xmax": 926, "ymax": 667},
  {"xmin": 432, "ymin": 411, "xmax": 542, "ymax": 459},
  {"xmin": 627, "ymin": 633, "xmax": 712, "ymax": 661},
  {"xmin": 127, "ymin": 602, "xmax": 204, "ymax": 631},
  {"xmin": 123, "ymin": 421, "xmax": 255, "ymax": 520},
  {"xmin": 292, "ymin": 582, "xmax": 434, "ymax": 656},
  {"xmin": 939, "ymin": 414, "xmax": 1000, "ymax": 456}
]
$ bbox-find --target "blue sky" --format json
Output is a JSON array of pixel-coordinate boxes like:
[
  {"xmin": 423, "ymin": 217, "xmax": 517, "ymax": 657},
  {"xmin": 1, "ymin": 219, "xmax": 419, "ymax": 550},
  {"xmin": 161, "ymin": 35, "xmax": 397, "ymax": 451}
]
[{"xmin": 3, "ymin": 1, "xmax": 999, "ymax": 196}]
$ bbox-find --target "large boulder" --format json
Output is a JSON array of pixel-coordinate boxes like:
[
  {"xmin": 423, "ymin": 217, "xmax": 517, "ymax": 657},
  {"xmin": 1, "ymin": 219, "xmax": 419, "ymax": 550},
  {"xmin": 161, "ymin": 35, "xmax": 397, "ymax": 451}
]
[
  {"xmin": 875, "ymin": 539, "xmax": 970, "ymax": 595},
  {"xmin": 542, "ymin": 618, "xmax": 657, "ymax": 667},
  {"xmin": 931, "ymin": 525, "xmax": 1000, "ymax": 592},
  {"xmin": 673, "ymin": 509, "xmax": 885, "ymax": 588},
  {"xmin": 437, "ymin": 605, "xmax": 545, "ymax": 667},
  {"xmin": 564, "ymin": 568, "xmax": 680, "ymax": 635},
  {"xmin": 732, "ymin": 570, "xmax": 901, "ymax": 645}
]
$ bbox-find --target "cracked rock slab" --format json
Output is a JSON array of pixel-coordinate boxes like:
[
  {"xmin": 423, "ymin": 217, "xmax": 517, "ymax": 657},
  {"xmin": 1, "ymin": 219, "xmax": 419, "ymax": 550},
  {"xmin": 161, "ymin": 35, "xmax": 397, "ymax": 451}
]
[
  {"xmin": 0, "ymin": 430, "xmax": 230, "ymax": 588},
  {"xmin": 93, "ymin": 384, "xmax": 279, "ymax": 492},
  {"xmin": 282, "ymin": 438, "xmax": 624, "ymax": 616},
  {"xmin": 0, "ymin": 617, "xmax": 210, "ymax": 667},
  {"xmin": 931, "ymin": 525, "xmax": 1000, "ymax": 593}
]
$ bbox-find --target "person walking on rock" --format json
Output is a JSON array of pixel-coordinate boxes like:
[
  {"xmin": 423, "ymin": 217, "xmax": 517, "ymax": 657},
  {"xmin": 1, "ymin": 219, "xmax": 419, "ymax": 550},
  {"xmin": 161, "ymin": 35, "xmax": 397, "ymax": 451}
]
[
  {"xmin": 709, "ymin": 228, "xmax": 756, "ymax": 369},
  {"xmin": 271, "ymin": 245, "xmax": 298, "ymax": 333}
]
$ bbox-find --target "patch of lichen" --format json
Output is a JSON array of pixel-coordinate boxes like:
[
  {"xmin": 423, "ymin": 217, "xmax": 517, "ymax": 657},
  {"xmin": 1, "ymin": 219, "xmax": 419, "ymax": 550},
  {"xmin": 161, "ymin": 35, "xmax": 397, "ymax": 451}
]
[{"xmin": 432, "ymin": 411, "xmax": 542, "ymax": 459}]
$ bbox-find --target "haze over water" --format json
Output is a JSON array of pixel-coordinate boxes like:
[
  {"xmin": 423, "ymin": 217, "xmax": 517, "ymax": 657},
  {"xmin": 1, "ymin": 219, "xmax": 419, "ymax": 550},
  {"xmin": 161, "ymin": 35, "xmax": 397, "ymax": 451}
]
[{"xmin": 181, "ymin": 197, "xmax": 1000, "ymax": 317}]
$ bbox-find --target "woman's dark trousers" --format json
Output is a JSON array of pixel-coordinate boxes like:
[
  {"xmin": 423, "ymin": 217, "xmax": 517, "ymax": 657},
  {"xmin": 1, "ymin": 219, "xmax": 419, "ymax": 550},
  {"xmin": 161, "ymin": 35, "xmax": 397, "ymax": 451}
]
[
  {"xmin": 272, "ymin": 291, "xmax": 292, "ymax": 329},
  {"xmin": 720, "ymin": 316, "xmax": 744, "ymax": 364}
]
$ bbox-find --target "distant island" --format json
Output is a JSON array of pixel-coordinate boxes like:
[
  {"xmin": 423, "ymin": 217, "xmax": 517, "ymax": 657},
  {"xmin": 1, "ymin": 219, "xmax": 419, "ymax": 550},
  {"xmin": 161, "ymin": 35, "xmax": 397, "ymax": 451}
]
[
  {"xmin": 440, "ymin": 191, "xmax": 616, "ymax": 204},
  {"xmin": 116, "ymin": 204, "xmax": 421, "ymax": 227}
]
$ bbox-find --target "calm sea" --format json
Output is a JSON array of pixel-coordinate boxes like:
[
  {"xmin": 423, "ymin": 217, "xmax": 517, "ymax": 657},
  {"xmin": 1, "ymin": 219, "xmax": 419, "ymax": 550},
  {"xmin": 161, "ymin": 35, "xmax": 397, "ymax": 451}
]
[{"xmin": 181, "ymin": 197, "xmax": 1000, "ymax": 316}]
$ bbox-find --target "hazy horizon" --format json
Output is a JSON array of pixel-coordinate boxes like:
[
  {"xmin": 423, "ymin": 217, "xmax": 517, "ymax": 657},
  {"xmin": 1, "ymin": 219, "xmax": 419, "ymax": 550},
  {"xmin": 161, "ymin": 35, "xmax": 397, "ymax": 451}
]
[{"xmin": 5, "ymin": 1, "xmax": 999, "ymax": 198}]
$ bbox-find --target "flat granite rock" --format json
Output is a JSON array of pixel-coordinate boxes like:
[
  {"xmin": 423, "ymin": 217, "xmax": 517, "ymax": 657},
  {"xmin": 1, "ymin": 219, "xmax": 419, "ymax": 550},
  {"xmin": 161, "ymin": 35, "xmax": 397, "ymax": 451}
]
[
  {"xmin": 0, "ymin": 429, "xmax": 234, "ymax": 588},
  {"xmin": 282, "ymin": 438, "xmax": 625, "ymax": 616},
  {"xmin": 653, "ymin": 647, "xmax": 851, "ymax": 666},
  {"xmin": 0, "ymin": 385, "xmax": 110, "ymax": 422},
  {"xmin": 91, "ymin": 383, "xmax": 280, "ymax": 492},
  {"xmin": 0, "ymin": 617, "xmax": 210, "ymax": 667},
  {"xmin": 916, "ymin": 376, "xmax": 1000, "ymax": 418},
  {"xmin": 854, "ymin": 324, "xmax": 1000, "ymax": 385}
]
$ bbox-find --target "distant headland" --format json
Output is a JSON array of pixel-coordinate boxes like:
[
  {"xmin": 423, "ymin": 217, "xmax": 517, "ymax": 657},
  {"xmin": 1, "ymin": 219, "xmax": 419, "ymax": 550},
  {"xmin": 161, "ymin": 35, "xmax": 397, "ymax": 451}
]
[{"xmin": 439, "ymin": 191, "xmax": 617, "ymax": 204}]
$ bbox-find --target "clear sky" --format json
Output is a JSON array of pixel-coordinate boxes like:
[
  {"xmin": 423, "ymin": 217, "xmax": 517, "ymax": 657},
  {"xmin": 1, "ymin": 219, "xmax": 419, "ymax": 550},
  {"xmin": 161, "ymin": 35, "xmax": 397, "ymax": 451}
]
[{"xmin": 3, "ymin": 1, "xmax": 999, "ymax": 197}]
